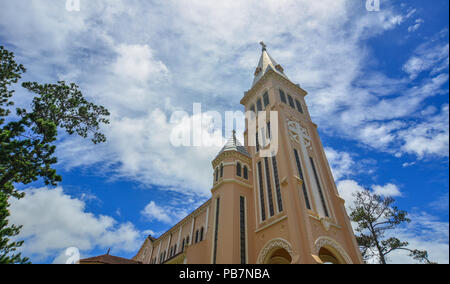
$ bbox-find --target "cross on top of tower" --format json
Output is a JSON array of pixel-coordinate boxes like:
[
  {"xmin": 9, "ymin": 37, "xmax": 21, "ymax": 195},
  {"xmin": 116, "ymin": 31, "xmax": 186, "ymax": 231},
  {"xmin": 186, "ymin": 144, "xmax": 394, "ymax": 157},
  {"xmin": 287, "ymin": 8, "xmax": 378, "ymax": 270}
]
[{"xmin": 260, "ymin": 41, "xmax": 267, "ymax": 51}]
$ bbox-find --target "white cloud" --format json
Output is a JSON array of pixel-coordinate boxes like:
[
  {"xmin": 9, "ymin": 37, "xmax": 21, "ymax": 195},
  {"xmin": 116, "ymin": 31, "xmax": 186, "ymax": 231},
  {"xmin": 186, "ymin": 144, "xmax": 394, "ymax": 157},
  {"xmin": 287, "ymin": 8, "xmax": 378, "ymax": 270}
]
[
  {"xmin": 113, "ymin": 44, "xmax": 169, "ymax": 83},
  {"xmin": 0, "ymin": 0, "xmax": 447, "ymax": 196},
  {"xmin": 336, "ymin": 179, "xmax": 365, "ymax": 211},
  {"xmin": 387, "ymin": 212, "xmax": 449, "ymax": 264},
  {"xmin": 337, "ymin": 180, "xmax": 448, "ymax": 264},
  {"xmin": 141, "ymin": 200, "xmax": 189, "ymax": 225},
  {"xmin": 408, "ymin": 18, "xmax": 424, "ymax": 32},
  {"xmin": 372, "ymin": 183, "xmax": 402, "ymax": 197},
  {"xmin": 403, "ymin": 41, "xmax": 449, "ymax": 80},
  {"xmin": 402, "ymin": 161, "xmax": 416, "ymax": 168},
  {"xmin": 9, "ymin": 187, "xmax": 142, "ymax": 262},
  {"xmin": 324, "ymin": 147, "xmax": 355, "ymax": 181},
  {"xmin": 399, "ymin": 105, "xmax": 449, "ymax": 158}
]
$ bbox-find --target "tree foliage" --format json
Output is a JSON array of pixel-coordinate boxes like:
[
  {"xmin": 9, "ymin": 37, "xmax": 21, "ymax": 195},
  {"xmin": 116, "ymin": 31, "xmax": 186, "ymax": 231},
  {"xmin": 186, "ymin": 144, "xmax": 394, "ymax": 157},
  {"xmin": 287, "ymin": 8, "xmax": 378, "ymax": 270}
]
[
  {"xmin": 350, "ymin": 189, "xmax": 436, "ymax": 264},
  {"xmin": 0, "ymin": 46, "xmax": 110, "ymax": 263},
  {"xmin": 0, "ymin": 191, "xmax": 30, "ymax": 264}
]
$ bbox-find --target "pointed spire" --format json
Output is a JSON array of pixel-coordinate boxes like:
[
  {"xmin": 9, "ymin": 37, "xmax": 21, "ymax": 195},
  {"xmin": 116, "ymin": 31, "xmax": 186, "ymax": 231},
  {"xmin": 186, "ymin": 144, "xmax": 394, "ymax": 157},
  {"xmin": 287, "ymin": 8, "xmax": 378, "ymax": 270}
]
[
  {"xmin": 216, "ymin": 131, "xmax": 250, "ymax": 158},
  {"xmin": 252, "ymin": 42, "xmax": 289, "ymax": 86}
]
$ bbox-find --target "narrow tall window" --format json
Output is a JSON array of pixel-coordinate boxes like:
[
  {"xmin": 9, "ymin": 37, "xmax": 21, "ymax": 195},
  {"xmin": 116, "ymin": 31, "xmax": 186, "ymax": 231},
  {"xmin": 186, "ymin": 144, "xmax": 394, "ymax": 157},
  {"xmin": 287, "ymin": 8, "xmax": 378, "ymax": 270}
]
[
  {"xmin": 174, "ymin": 244, "xmax": 177, "ymax": 255},
  {"xmin": 288, "ymin": 94, "xmax": 295, "ymax": 109},
  {"xmin": 213, "ymin": 198, "xmax": 220, "ymax": 264},
  {"xmin": 215, "ymin": 168, "xmax": 219, "ymax": 182},
  {"xmin": 272, "ymin": 156, "xmax": 283, "ymax": 212},
  {"xmin": 263, "ymin": 91, "xmax": 270, "ymax": 107},
  {"xmin": 240, "ymin": 196, "xmax": 246, "ymax": 264},
  {"xmin": 257, "ymin": 98, "xmax": 263, "ymax": 112},
  {"xmin": 294, "ymin": 149, "xmax": 312, "ymax": 210},
  {"xmin": 261, "ymin": 127, "xmax": 267, "ymax": 147},
  {"xmin": 195, "ymin": 230, "xmax": 199, "ymax": 243},
  {"xmin": 243, "ymin": 166, "xmax": 248, "ymax": 180},
  {"xmin": 256, "ymin": 132, "xmax": 260, "ymax": 152},
  {"xmin": 200, "ymin": 227, "xmax": 204, "ymax": 242},
  {"xmin": 236, "ymin": 162, "xmax": 242, "ymax": 177},
  {"xmin": 181, "ymin": 239, "xmax": 185, "ymax": 252},
  {"xmin": 257, "ymin": 161, "xmax": 266, "ymax": 221},
  {"xmin": 267, "ymin": 122, "xmax": 271, "ymax": 139},
  {"xmin": 280, "ymin": 89, "xmax": 287, "ymax": 103},
  {"xmin": 220, "ymin": 163, "xmax": 224, "ymax": 178},
  {"xmin": 295, "ymin": 99, "xmax": 304, "ymax": 114},
  {"xmin": 310, "ymin": 157, "xmax": 329, "ymax": 217},
  {"xmin": 250, "ymin": 105, "xmax": 256, "ymax": 120},
  {"xmin": 264, "ymin": 157, "xmax": 275, "ymax": 217}
]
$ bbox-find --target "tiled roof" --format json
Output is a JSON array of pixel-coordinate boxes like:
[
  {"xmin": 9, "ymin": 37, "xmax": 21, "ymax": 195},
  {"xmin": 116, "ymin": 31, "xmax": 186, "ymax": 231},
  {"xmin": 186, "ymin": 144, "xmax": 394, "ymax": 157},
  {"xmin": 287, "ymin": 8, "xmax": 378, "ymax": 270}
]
[
  {"xmin": 80, "ymin": 254, "xmax": 142, "ymax": 265},
  {"xmin": 217, "ymin": 132, "xmax": 250, "ymax": 158}
]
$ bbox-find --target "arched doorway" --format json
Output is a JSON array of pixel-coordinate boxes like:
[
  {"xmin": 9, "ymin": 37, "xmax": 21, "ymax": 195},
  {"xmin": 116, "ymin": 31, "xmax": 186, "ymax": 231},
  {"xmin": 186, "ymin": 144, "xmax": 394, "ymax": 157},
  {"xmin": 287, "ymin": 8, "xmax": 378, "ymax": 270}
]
[
  {"xmin": 319, "ymin": 247, "xmax": 341, "ymax": 264},
  {"xmin": 266, "ymin": 248, "xmax": 292, "ymax": 264},
  {"xmin": 257, "ymin": 238, "xmax": 295, "ymax": 264},
  {"xmin": 314, "ymin": 236, "xmax": 353, "ymax": 264}
]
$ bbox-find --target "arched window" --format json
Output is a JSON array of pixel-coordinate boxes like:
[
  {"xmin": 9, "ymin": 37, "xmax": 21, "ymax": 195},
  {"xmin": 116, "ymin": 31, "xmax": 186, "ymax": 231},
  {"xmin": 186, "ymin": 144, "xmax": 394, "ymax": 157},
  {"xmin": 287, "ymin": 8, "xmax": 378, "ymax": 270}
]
[
  {"xmin": 220, "ymin": 163, "xmax": 224, "ymax": 178},
  {"xmin": 174, "ymin": 244, "xmax": 177, "ymax": 255},
  {"xmin": 243, "ymin": 166, "xmax": 248, "ymax": 180},
  {"xmin": 288, "ymin": 94, "xmax": 295, "ymax": 108},
  {"xmin": 195, "ymin": 230, "xmax": 199, "ymax": 243},
  {"xmin": 186, "ymin": 236, "xmax": 190, "ymax": 245},
  {"xmin": 257, "ymin": 98, "xmax": 263, "ymax": 112},
  {"xmin": 200, "ymin": 227, "xmax": 204, "ymax": 242},
  {"xmin": 295, "ymin": 99, "xmax": 304, "ymax": 114},
  {"xmin": 263, "ymin": 91, "xmax": 270, "ymax": 107},
  {"xmin": 279, "ymin": 89, "xmax": 287, "ymax": 103},
  {"xmin": 237, "ymin": 162, "xmax": 242, "ymax": 177},
  {"xmin": 181, "ymin": 239, "xmax": 185, "ymax": 251},
  {"xmin": 215, "ymin": 168, "xmax": 219, "ymax": 182}
]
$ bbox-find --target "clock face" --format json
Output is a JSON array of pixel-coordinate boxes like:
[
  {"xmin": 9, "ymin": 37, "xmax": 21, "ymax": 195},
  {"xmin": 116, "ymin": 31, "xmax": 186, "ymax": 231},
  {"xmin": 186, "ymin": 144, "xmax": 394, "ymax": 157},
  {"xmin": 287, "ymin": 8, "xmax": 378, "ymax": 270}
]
[{"xmin": 286, "ymin": 119, "xmax": 312, "ymax": 150}]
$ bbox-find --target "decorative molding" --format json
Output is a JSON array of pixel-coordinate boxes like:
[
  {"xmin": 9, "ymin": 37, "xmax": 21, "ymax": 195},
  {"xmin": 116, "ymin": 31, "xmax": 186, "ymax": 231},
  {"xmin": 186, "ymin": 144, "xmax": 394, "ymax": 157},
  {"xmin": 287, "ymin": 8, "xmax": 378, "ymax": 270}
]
[
  {"xmin": 286, "ymin": 119, "xmax": 312, "ymax": 151},
  {"xmin": 255, "ymin": 215, "xmax": 287, "ymax": 233},
  {"xmin": 313, "ymin": 236, "xmax": 353, "ymax": 264},
  {"xmin": 211, "ymin": 178, "xmax": 253, "ymax": 192},
  {"xmin": 241, "ymin": 70, "xmax": 307, "ymax": 105},
  {"xmin": 212, "ymin": 150, "xmax": 252, "ymax": 168},
  {"xmin": 257, "ymin": 238, "xmax": 295, "ymax": 264}
]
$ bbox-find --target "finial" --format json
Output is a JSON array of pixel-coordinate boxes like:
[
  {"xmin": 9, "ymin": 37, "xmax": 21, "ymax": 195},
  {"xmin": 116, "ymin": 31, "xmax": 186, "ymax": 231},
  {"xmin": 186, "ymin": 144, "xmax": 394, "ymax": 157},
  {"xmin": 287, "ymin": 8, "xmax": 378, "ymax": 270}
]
[
  {"xmin": 259, "ymin": 41, "xmax": 267, "ymax": 51},
  {"xmin": 107, "ymin": 248, "xmax": 111, "ymax": 255}
]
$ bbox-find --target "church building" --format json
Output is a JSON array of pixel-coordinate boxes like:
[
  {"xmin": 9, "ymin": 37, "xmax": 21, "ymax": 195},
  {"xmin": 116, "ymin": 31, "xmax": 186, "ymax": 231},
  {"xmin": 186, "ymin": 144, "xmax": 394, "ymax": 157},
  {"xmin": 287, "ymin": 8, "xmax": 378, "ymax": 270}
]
[{"xmin": 131, "ymin": 44, "xmax": 363, "ymax": 264}]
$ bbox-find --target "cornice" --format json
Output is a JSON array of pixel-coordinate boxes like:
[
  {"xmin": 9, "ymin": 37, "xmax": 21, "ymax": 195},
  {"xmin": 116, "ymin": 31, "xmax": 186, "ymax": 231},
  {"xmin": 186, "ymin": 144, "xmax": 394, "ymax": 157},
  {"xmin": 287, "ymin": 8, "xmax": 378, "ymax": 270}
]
[
  {"xmin": 152, "ymin": 199, "xmax": 212, "ymax": 244},
  {"xmin": 211, "ymin": 178, "xmax": 253, "ymax": 193},
  {"xmin": 212, "ymin": 150, "xmax": 252, "ymax": 168},
  {"xmin": 241, "ymin": 70, "xmax": 308, "ymax": 106}
]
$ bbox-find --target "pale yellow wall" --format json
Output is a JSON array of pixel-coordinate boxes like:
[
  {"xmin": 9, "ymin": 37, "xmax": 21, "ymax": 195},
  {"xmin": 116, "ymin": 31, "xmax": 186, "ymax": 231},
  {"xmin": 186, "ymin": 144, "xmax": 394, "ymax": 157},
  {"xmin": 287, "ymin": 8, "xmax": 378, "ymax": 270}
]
[{"xmin": 136, "ymin": 69, "xmax": 363, "ymax": 265}]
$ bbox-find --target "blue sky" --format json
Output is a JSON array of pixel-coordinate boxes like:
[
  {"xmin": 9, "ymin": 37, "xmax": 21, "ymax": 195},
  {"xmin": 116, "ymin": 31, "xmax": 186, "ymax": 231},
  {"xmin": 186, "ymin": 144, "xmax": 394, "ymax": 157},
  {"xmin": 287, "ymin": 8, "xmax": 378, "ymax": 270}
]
[{"xmin": 0, "ymin": 0, "xmax": 448, "ymax": 264}]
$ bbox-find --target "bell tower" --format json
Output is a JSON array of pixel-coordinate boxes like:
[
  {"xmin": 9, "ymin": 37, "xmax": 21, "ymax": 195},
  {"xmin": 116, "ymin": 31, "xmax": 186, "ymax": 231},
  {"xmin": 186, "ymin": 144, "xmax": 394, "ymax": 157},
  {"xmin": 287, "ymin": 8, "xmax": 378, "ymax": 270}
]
[
  {"xmin": 132, "ymin": 43, "xmax": 364, "ymax": 265},
  {"xmin": 240, "ymin": 43, "xmax": 363, "ymax": 264}
]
